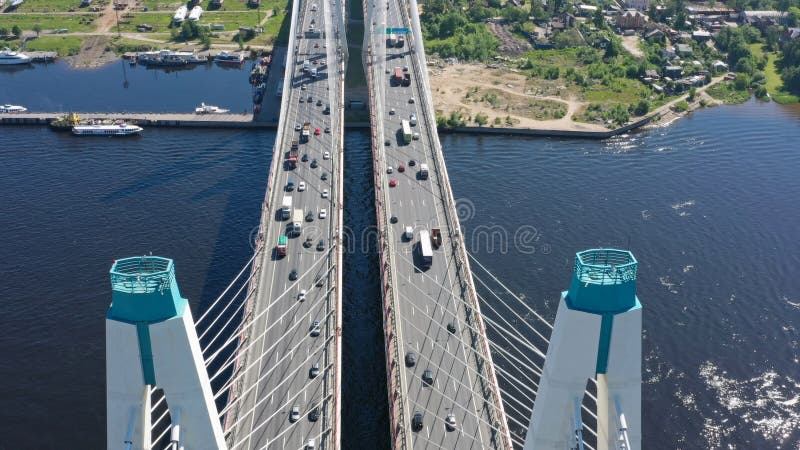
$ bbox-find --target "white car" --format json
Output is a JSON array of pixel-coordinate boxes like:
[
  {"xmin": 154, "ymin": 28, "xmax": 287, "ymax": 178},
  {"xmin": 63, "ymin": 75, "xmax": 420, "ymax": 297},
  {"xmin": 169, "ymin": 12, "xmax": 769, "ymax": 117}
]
[
  {"xmin": 389, "ymin": 108, "xmax": 395, "ymax": 115},
  {"xmin": 297, "ymin": 289, "xmax": 307, "ymax": 302},
  {"xmin": 295, "ymin": 123, "xmax": 301, "ymax": 131},
  {"xmin": 323, "ymin": 42, "xmax": 328, "ymax": 48},
  {"xmin": 409, "ymin": 97, "xmax": 415, "ymax": 104},
  {"xmin": 386, "ymin": 166, "xmax": 393, "ymax": 174},
  {"xmin": 322, "ymin": 189, "xmax": 329, "ymax": 198},
  {"xmin": 319, "ymin": 208, "xmax": 327, "ymax": 219},
  {"xmin": 298, "ymin": 181, "xmax": 306, "ymax": 191},
  {"xmin": 323, "ymin": 151, "xmax": 330, "ymax": 160}
]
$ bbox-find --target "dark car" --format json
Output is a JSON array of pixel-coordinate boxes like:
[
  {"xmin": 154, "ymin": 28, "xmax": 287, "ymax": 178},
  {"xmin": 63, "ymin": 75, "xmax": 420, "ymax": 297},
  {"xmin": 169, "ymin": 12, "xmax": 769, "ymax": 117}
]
[
  {"xmin": 308, "ymin": 406, "xmax": 320, "ymax": 422},
  {"xmin": 321, "ymin": 172, "xmax": 328, "ymax": 180},
  {"xmin": 447, "ymin": 322, "xmax": 456, "ymax": 333},
  {"xmin": 302, "ymin": 153, "xmax": 309, "ymax": 162},
  {"xmin": 316, "ymin": 99, "xmax": 323, "ymax": 106},
  {"xmin": 307, "ymin": 95, "xmax": 313, "ymax": 102},
  {"xmin": 398, "ymin": 164, "xmax": 406, "ymax": 172},
  {"xmin": 405, "ymin": 351, "xmax": 416, "ymax": 367},
  {"xmin": 299, "ymin": 97, "xmax": 305, "ymax": 103},
  {"xmin": 289, "ymin": 269, "xmax": 298, "ymax": 280},
  {"xmin": 309, "ymin": 362, "xmax": 320, "ymax": 378},
  {"xmin": 384, "ymin": 139, "xmax": 391, "ymax": 146},
  {"xmin": 412, "ymin": 411, "xmax": 423, "ymax": 431},
  {"xmin": 422, "ymin": 369, "xmax": 433, "ymax": 385},
  {"xmin": 390, "ymin": 216, "xmax": 398, "ymax": 224},
  {"xmin": 409, "ymin": 159, "xmax": 416, "ymax": 166},
  {"xmin": 317, "ymin": 239, "xmax": 325, "ymax": 251},
  {"xmin": 315, "ymin": 273, "xmax": 325, "ymax": 287},
  {"xmin": 306, "ymin": 211, "xmax": 314, "ymax": 222},
  {"xmin": 304, "ymin": 236, "xmax": 314, "ymax": 248},
  {"xmin": 311, "ymin": 159, "xmax": 318, "ymax": 168}
]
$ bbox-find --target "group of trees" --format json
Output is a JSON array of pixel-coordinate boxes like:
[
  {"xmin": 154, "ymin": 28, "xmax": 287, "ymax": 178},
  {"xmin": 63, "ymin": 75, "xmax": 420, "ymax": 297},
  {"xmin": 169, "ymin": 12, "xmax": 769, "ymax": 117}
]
[
  {"xmin": 170, "ymin": 20, "xmax": 212, "ymax": 48},
  {"xmin": 0, "ymin": 26, "xmax": 23, "ymax": 38},
  {"xmin": 421, "ymin": 0, "xmax": 499, "ymax": 60},
  {"xmin": 779, "ymin": 40, "xmax": 800, "ymax": 93}
]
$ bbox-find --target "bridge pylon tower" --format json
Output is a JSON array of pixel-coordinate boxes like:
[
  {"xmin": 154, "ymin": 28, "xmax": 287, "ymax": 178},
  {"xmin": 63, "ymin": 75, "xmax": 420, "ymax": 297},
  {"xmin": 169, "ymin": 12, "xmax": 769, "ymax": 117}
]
[
  {"xmin": 525, "ymin": 249, "xmax": 642, "ymax": 450},
  {"xmin": 106, "ymin": 256, "xmax": 226, "ymax": 450}
]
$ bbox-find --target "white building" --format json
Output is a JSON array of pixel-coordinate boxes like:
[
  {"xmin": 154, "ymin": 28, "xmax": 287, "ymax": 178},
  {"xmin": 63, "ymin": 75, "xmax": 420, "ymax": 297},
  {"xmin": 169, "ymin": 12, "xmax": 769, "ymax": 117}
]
[{"xmin": 625, "ymin": 0, "xmax": 649, "ymax": 12}]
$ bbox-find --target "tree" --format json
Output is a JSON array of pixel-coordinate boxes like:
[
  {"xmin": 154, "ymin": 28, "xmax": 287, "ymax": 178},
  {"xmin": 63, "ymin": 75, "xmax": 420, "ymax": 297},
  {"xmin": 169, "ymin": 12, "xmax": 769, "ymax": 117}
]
[
  {"xmin": 593, "ymin": 8, "xmax": 605, "ymax": 29},
  {"xmin": 11, "ymin": 25, "xmax": 21, "ymax": 37},
  {"xmin": 553, "ymin": 29, "xmax": 583, "ymax": 48},
  {"xmin": 0, "ymin": 27, "xmax": 8, "ymax": 37},
  {"xmin": 633, "ymin": 100, "xmax": 650, "ymax": 115},
  {"xmin": 788, "ymin": 6, "xmax": 800, "ymax": 27},
  {"xmin": 765, "ymin": 26, "xmax": 781, "ymax": 51},
  {"xmin": 604, "ymin": 37, "xmax": 622, "ymax": 59},
  {"xmin": 688, "ymin": 87, "xmax": 697, "ymax": 101},
  {"xmin": 33, "ymin": 24, "xmax": 42, "ymax": 36},
  {"xmin": 781, "ymin": 65, "xmax": 800, "ymax": 93}
]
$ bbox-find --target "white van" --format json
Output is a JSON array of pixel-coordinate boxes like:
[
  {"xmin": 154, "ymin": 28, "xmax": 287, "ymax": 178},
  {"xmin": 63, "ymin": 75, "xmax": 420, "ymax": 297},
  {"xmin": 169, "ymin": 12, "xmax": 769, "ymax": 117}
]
[
  {"xmin": 311, "ymin": 3, "xmax": 317, "ymax": 10},
  {"xmin": 310, "ymin": 67, "xmax": 318, "ymax": 77},
  {"xmin": 303, "ymin": 59, "xmax": 310, "ymax": 72}
]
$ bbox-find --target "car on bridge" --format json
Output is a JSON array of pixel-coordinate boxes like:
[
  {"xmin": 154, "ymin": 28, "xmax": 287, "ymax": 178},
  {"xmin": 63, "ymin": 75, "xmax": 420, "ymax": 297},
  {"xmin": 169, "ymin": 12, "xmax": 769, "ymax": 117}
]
[
  {"xmin": 389, "ymin": 179, "xmax": 398, "ymax": 187},
  {"xmin": 310, "ymin": 320, "xmax": 321, "ymax": 337},
  {"xmin": 290, "ymin": 406, "xmax": 300, "ymax": 422},
  {"xmin": 445, "ymin": 413, "xmax": 457, "ymax": 431},
  {"xmin": 412, "ymin": 411, "xmax": 424, "ymax": 431},
  {"xmin": 298, "ymin": 181, "xmax": 306, "ymax": 191},
  {"xmin": 289, "ymin": 269, "xmax": 298, "ymax": 280},
  {"xmin": 405, "ymin": 351, "xmax": 416, "ymax": 367},
  {"xmin": 309, "ymin": 406, "xmax": 320, "ymax": 422},
  {"xmin": 319, "ymin": 208, "xmax": 327, "ymax": 219},
  {"xmin": 422, "ymin": 369, "xmax": 434, "ymax": 385},
  {"xmin": 297, "ymin": 290, "xmax": 307, "ymax": 302},
  {"xmin": 310, "ymin": 362, "xmax": 320, "ymax": 378},
  {"xmin": 323, "ymin": 151, "xmax": 330, "ymax": 160}
]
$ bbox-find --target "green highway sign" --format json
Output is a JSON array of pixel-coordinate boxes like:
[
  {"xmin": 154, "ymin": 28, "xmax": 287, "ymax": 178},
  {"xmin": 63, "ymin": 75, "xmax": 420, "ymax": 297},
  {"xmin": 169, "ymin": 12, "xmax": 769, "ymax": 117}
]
[{"xmin": 385, "ymin": 27, "xmax": 410, "ymax": 34}]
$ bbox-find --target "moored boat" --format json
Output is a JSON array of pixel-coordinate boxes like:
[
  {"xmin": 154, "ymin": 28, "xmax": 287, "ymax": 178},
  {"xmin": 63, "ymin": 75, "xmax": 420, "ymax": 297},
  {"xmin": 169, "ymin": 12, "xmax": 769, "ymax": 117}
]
[
  {"xmin": 0, "ymin": 48, "xmax": 31, "ymax": 65},
  {"xmin": 215, "ymin": 51, "xmax": 245, "ymax": 64},
  {"xmin": 0, "ymin": 104, "xmax": 27, "ymax": 113},
  {"xmin": 195, "ymin": 103, "xmax": 230, "ymax": 114},
  {"xmin": 72, "ymin": 123, "xmax": 143, "ymax": 136}
]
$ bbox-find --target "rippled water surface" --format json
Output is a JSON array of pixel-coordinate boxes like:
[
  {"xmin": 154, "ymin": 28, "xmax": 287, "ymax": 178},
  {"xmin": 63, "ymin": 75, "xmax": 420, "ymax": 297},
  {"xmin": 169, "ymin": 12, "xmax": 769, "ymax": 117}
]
[{"xmin": 1, "ymin": 92, "xmax": 799, "ymax": 449}]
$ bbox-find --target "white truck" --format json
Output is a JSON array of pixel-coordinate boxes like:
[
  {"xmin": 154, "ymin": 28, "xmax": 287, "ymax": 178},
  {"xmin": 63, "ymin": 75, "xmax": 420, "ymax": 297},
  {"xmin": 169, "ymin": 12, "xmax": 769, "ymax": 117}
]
[
  {"xmin": 418, "ymin": 163, "xmax": 429, "ymax": 180},
  {"xmin": 281, "ymin": 195, "xmax": 292, "ymax": 220},
  {"xmin": 418, "ymin": 229, "xmax": 433, "ymax": 268},
  {"xmin": 291, "ymin": 208, "xmax": 304, "ymax": 236}
]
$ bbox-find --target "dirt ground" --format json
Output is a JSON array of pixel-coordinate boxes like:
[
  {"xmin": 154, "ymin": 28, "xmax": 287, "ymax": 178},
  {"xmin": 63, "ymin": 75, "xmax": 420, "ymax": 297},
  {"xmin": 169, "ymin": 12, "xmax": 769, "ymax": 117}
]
[
  {"xmin": 621, "ymin": 35, "xmax": 643, "ymax": 59},
  {"xmin": 487, "ymin": 22, "xmax": 531, "ymax": 56},
  {"xmin": 429, "ymin": 62, "xmax": 608, "ymax": 131},
  {"xmin": 66, "ymin": 35, "xmax": 119, "ymax": 68}
]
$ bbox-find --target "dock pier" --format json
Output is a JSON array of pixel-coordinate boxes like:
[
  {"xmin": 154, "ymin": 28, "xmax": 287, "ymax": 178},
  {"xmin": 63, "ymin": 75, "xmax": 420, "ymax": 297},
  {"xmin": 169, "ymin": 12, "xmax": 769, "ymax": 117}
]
[{"xmin": 0, "ymin": 112, "xmax": 277, "ymax": 129}]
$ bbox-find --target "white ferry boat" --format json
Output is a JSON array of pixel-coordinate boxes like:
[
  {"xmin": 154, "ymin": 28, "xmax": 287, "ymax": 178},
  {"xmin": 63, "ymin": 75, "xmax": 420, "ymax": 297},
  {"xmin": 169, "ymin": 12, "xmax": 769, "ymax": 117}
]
[
  {"xmin": 195, "ymin": 103, "xmax": 230, "ymax": 114},
  {"xmin": 0, "ymin": 104, "xmax": 27, "ymax": 113},
  {"xmin": 215, "ymin": 51, "xmax": 245, "ymax": 64},
  {"xmin": 188, "ymin": 5, "xmax": 203, "ymax": 21},
  {"xmin": 72, "ymin": 123, "xmax": 143, "ymax": 136},
  {"xmin": 173, "ymin": 5, "xmax": 188, "ymax": 23},
  {"xmin": 0, "ymin": 49, "xmax": 31, "ymax": 65}
]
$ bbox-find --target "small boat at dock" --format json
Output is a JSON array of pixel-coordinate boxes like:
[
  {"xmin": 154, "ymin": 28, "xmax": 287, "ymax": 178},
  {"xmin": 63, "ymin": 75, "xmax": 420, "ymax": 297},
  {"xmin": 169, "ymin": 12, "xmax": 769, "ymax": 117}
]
[
  {"xmin": 0, "ymin": 104, "xmax": 27, "ymax": 113},
  {"xmin": 215, "ymin": 51, "xmax": 245, "ymax": 65},
  {"xmin": 72, "ymin": 123, "xmax": 143, "ymax": 136},
  {"xmin": 0, "ymin": 48, "xmax": 31, "ymax": 65},
  {"xmin": 9, "ymin": 0, "xmax": 24, "ymax": 8},
  {"xmin": 195, "ymin": 103, "xmax": 230, "ymax": 114}
]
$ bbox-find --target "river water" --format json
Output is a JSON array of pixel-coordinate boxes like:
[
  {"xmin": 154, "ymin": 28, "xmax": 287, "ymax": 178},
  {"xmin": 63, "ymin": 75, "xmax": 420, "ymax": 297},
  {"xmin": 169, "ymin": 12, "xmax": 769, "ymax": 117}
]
[{"xmin": 0, "ymin": 62, "xmax": 798, "ymax": 449}]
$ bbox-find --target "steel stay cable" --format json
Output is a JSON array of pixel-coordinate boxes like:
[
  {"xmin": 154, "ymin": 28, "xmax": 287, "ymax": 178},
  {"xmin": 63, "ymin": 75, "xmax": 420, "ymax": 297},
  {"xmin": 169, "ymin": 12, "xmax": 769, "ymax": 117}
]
[
  {"xmin": 195, "ymin": 251, "xmax": 259, "ymax": 329},
  {"xmin": 228, "ymin": 360, "xmax": 334, "ymax": 449},
  {"xmin": 487, "ymin": 339, "xmax": 543, "ymax": 387},
  {"xmin": 221, "ymin": 308, "xmax": 336, "ymax": 423},
  {"xmin": 213, "ymin": 286, "xmax": 335, "ymax": 403},
  {"xmin": 394, "ymin": 249, "xmax": 599, "ymax": 436},
  {"xmin": 203, "ymin": 246, "xmax": 335, "ymax": 366},
  {"xmin": 260, "ymin": 392, "xmax": 332, "ymax": 449},
  {"xmin": 208, "ymin": 279, "xmax": 336, "ymax": 386},
  {"xmin": 472, "ymin": 270, "xmax": 552, "ymax": 345},
  {"xmin": 201, "ymin": 270, "xmax": 256, "ymax": 357},
  {"xmin": 467, "ymin": 253, "xmax": 554, "ymax": 331}
]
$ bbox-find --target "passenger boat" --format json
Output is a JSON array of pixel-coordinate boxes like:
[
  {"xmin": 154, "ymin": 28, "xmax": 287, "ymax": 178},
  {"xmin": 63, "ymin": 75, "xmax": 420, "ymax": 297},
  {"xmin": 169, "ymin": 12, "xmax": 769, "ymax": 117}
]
[
  {"xmin": 9, "ymin": 0, "xmax": 24, "ymax": 8},
  {"xmin": 0, "ymin": 104, "xmax": 27, "ymax": 113},
  {"xmin": 0, "ymin": 49, "xmax": 31, "ymax": 65},
  {"xmin": 195, "ymin": 103, "xmax": 230, "ymax": 114},
  {"xmin": 137, "ymin": 50, "xmax": 206, "ymax": 66},
  {"xmin": 215, "ymin": 51, "xmax": 245, "ymax": 65},
  {"xmin": 173, "ymin": 5, "xmax": 188, "ymax": 23},
  {"xmin": 72, "ymin": 123, "xmax": 143, "ymax": 136}
]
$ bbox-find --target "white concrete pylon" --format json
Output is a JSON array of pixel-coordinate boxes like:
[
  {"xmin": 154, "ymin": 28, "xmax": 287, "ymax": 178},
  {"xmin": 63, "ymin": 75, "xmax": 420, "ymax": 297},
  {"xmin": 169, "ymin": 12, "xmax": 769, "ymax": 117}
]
[
  {"xmin": 106, "ymin": 256, "xmax": 227, "ymax": 450},
  {"xmin": 524, "ymin": 249, "xmax": 642, "ymax": 450}
]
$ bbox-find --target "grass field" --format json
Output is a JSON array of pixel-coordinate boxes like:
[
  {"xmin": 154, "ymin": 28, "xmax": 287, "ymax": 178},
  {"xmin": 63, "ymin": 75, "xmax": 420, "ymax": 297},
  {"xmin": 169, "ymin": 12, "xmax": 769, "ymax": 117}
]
[
  {"xmin": 24, "ymin": 35, "xmax": 84, "ymax": 55},
  {"xmin": 0, "ymin": 14, "xmax": 98, "ymax": 32},
  {"xmin": 707, "ymin": 81, "xmax": 751, "ymax": 104},
  {"xmin": 764, "ymin": 52, "xmax": 799, "ymax": 104}
]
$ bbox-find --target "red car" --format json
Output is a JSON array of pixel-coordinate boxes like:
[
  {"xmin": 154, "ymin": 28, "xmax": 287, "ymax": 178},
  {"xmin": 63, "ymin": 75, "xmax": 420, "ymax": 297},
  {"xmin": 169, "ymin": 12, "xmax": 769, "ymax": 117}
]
[
  {"xmin": 389, "ymin": 178, "xmax": 398, "ymax": 187},
  {"xmin": 398, "ymin": 164, "xmax": 405, "ymax": 172},
  {"xmin": 314, "ymin": 127, "xmax": 321, "ymax": 135}
]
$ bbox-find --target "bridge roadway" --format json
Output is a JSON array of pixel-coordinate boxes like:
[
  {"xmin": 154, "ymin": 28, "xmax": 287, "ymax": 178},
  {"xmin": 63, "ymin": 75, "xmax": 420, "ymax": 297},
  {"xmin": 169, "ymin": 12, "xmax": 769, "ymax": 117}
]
[
  {"xmin": 226, "ymin": 0, "xmax": 345, "ymax": 448},
  {"xmin": 365, "ymin": 0, "xmax": 511, "ymax": 449}
]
